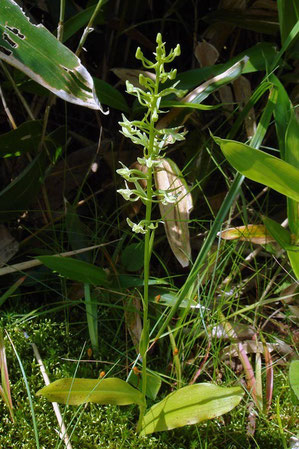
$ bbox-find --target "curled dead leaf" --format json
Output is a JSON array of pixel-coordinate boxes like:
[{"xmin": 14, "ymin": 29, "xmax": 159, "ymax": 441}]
[
  {"xmin": 218, "ymin": 224, "xmax": 275, "ymax": 244},
  {"xmin": 154, "ymin": 158, "xmax": 193, "ymax": 267}
]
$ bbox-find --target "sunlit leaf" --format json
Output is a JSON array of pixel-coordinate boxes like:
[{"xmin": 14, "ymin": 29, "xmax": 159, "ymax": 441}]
[
  {"xmin": 37, "ymin": 377, "xmax": 144, "ymax": 406},
  {"xmin": 37, "ymin": 255, "xmax": 109, "ymax": 286},
  {"xmin": 289, "ymin": 360, "xmax": 299, "ymax": 402},
  {"xmin": 140, "ymin": 383, "xmax": 244, "ymax": 435},
  {"xmin": 0, "ymin": 0, "xmax": 104, "ymax": 110},
  {"xmin": 214, "ymin": 137, "xmax": 299, "ymax": 202},
  {"xmin": 129, "ymin": 370, "xmax": 162, "ymax": 401}
]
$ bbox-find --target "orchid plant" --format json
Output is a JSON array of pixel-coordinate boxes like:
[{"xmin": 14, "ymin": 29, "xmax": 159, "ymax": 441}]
[{"xmin": 37, "ymin": 34, "xmax": 243, "ymax": 436}]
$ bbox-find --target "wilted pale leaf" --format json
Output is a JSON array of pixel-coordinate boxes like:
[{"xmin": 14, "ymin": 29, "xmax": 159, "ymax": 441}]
[
  {"xmin": 154, "ymin": 158, "xmax": 193, "ymax": 267},
  {"xmin": 124, "ymin": 295, "xmax": 142, "ymax": 354},
  {"xmin": 218, "ymin": 224, "xmax": 275, "ymax": 244},
  {"xmin": 140, "ymin": 383, "xmax": 244, "ymax": 435},
  {"xmin": 111, "ymin": 68, "xmax": 155, "ymax": 89},
  {"xmin": 0, "ymin": 0, "xmax": 104, "ymax": 110},
  {"xmin": 157, "ymin": 56, "xmax": 248, "ymax": 129},
  {"xmin": 0, "ymin": 225, "xmax": 19, "ymax": 267},
  {"xmin": 233, "ymin": 75, "xmax": 256, "ymax": 138},
  {"xmin": 194, "ymin": 41, "xmax": 219, "ymax": 67},
  {"xmin": 37, "ymin": 377, "xmax": 144, "ymax": 406}
]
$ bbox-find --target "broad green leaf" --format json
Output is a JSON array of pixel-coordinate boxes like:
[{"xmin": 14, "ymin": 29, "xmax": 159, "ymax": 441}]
[
  {"xmin": 140, "ymin": 383, "xmax": 244, "ymax": 435},
  {"xmin": 0, "ymin": 0, "xmax": 104, "ymax": 111},
  {"xmin": 0, "ymin": 150, "xmax": 49, "ymax": 222},
  {"xmin": 37, "ymin": 377, "xmax": 144, "ymax": 406},
  {"xmin": 121, "ymin": 242, "xmax": 144, "ymax": 272},
  {"xmin": 0, "ymin": 121, "xmax": 42, "ymax": 157},
  {"xmin": 93, "ymin": 78, "xmax": 130, "ymax": 113},
  {"xmin": 37, "ymin": 255, "xmax": 109, "ymax": 286},
  {"xmin": 289, "ymin": 360, "xmax": 299, "ymax": 402},
  {"xmin": 214, "ymin": 137, "xmax": 299, "ymax": 202},
  {"xmin": 129, "ymin": 370, "xmax": 162, "ymax": 401},
  {"xmin": 262, "ymin": 216, "xmax": 299, "ymax": 252},
  {"xmin": 219, "ymin": 224, "xmax": 275, "ymax": 244}
]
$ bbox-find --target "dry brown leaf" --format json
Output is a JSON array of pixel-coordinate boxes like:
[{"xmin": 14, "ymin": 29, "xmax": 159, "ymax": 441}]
[
  {"xmin": 233, "ymin": 75, "xmax": 256, "ymax": 138},
  {"xmin": 111, "ymin": 68, "xmax": 155, "ymax": 89},
  {"xmin": 194, "ymin": 41, "xmax": 219, "ymax": 67},
  {"xmin": 154, "ymin": 158, "xmax": 193, "ymax": 267},
  {"xmin": 218, "ymin": 224, "xmax": 275, "ymax": 244},
  {"xmin": 218, "ymin": 85, "xmax": 234, "ymax": 114},
  {"xmin": 0, "ymin": 225, "xmax": 19, "ymax": 267},
  {"xmin": 124, "ymin": 296, "xmax": 142, "ymax": 355}
]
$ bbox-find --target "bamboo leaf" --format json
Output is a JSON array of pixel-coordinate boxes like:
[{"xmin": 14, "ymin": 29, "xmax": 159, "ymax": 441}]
[
  {"xmin": 37, "ymin": 377, "xmax": 144, "ymax": 406},
  {"xmin": 140, "ymin": 383, "xmax": 244, "ymax": 435},
  {"xmin": 0, "ymin": 0, "xmax": 104, "ymax": 111},
  {"xmin": 214, "ymin": 137, "xmax": 299, "ymax": 202}
]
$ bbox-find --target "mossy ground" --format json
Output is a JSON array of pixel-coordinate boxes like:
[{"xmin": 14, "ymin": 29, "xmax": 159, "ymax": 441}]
[{"xmin": 0, "ymin": 311, "xmax": 296, "ymax": 449}]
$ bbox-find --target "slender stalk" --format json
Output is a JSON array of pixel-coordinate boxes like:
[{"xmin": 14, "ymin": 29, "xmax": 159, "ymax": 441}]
[
  {"xmin": 57, "ymin": 0, "xmax": 66, "ymax": 42},
  {"xmin": 76, "ymin": 0, "xmax": 105, "ymax": 57},
  {"xmin": 138, "ymin": 65, "xmax": 160, "ymax": 430}
]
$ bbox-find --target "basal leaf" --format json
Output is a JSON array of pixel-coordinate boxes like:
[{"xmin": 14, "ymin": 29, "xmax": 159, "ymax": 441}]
[
  {"xmin": 37, "ymin": 377, "xmax": 144, "ymax": 406},
  {"xmin": 37, "ymin": 255, "xmax": 109, "ymax": 286},
  {"xmin": 140, "ymin": 383, "xmax": 244, "ymax": 435},
  {"xmin": 214, "ymin": 137, "xmax": 299, "ymax": 202},
  {"xmin": 0, "ymin": 0, "xmax": 104, "ymax": 111},
  {"xmin": 289, "ymin": 360, "xmax": 299, "ymax": 402}
]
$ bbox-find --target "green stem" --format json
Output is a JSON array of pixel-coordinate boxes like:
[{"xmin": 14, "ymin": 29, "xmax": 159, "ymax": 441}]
[{"xmin": 137, "ymin": 64, "xmax": 161, "ymax": 431}]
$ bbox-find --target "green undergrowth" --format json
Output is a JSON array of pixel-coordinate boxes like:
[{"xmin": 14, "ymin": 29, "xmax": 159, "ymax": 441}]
[{"xmin": 0, "ymin": 312, "xmax": 296, "ymax": 449}]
